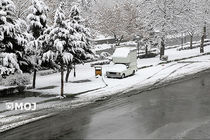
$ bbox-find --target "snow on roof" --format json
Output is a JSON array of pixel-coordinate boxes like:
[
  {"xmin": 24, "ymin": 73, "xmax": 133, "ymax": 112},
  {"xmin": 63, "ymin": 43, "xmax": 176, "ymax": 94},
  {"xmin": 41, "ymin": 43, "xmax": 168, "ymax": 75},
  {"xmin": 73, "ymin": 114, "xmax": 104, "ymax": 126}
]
[{"xmin": 112, "ymin": 47, "xmax": 136, "ymax": 58}]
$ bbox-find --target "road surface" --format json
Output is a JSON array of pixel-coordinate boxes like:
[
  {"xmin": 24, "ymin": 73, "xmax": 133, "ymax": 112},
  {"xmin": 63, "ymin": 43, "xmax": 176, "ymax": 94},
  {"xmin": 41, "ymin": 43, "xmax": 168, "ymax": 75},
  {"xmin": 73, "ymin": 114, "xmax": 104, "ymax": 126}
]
[{"xmin": 1, "ymin": 70, "xmax": 210, "ymax": 139}]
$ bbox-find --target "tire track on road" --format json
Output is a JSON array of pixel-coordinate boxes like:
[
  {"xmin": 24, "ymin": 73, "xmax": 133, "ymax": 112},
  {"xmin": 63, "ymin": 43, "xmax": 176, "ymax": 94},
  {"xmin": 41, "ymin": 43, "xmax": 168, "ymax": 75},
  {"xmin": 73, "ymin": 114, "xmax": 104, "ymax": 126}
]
[
  {"xmin": 152, "ymin": 63, "xmax": 192, "ymax": 87},
  {"xmin": 146, "ymin": 63, "xmax": 178, "ymax": 81}
]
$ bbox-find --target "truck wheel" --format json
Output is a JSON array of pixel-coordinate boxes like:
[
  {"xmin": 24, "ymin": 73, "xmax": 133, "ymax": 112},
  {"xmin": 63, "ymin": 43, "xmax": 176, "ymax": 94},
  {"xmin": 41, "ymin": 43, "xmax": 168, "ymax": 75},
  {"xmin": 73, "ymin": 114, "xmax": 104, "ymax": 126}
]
[
  {"xmin": 121, "ymin": 74, "xmax": 125, "ymax": 79},
  {"xmin": 132, "ymin": 70, "xmax": 135, "ymax": 75}
]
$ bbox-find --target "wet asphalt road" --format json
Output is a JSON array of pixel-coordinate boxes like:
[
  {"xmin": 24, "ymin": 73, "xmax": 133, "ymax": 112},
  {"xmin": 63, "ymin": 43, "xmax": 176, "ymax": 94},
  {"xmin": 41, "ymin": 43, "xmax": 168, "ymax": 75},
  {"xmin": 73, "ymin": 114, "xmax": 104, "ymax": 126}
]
[{"xmin": 1, "ymin": 71, "xmax": 210, "ymax": 139}]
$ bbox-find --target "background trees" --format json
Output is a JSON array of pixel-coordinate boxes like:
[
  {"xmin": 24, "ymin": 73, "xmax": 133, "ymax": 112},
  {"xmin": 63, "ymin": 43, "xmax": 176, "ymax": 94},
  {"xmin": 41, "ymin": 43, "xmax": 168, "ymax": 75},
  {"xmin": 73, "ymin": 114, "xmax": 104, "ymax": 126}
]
[
  {"xmin": 87, "ymin": 0, "xmax": 142, "ymax": 45},
  {"xmin": 176, "ymin": 0, "xmax": 200, "ymax": 49},
  {"xmin": 196, "ymin": 0, "xmax": 210, "ymax": 53},
  {"xmin": 141, "ymin": 0, "xmax": 192, "ymax": 59}
]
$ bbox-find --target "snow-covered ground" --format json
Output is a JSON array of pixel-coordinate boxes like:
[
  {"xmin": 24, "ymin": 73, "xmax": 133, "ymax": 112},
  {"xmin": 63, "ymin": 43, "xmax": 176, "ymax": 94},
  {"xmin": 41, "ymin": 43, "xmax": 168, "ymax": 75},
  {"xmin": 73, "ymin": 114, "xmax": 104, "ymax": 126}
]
[
  {"xmin": 1, "ymin": 45, "xmax": 210, "ymax": 133},
  {"xmin": 138, "ymin": 45, "xmax": 210, "ymax": 67},
  {"xmin": 34, "ymin": 44, "xmax": 210, "ymax": 96},
  {"xmin": 93, "ymin": 44, "xmax": 113, "ymax": 51}
]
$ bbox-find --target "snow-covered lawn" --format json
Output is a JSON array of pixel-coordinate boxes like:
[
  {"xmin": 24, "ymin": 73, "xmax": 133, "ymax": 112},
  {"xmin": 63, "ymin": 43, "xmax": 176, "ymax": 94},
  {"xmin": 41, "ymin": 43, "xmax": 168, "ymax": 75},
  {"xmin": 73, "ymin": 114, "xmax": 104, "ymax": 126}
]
[{"xmin": 32, "ymin": 64, "xmax": 106, "ymax": 95}]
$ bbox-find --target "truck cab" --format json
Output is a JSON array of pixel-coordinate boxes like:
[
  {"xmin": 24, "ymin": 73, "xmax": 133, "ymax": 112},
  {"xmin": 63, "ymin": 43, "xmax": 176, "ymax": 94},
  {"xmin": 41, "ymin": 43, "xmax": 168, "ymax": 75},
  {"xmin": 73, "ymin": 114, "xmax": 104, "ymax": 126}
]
[{"xmin": 106, "ymin": 47, "xmax": 138, "ymax": 79}]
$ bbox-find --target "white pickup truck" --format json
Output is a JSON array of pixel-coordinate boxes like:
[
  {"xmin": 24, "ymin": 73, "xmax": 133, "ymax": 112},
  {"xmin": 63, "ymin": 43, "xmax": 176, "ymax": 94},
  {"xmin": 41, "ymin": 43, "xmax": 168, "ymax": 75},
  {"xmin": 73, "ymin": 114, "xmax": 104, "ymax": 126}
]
[{"xmin": 106, "ymin": 47, "xmax": 138, "ymax": 79}]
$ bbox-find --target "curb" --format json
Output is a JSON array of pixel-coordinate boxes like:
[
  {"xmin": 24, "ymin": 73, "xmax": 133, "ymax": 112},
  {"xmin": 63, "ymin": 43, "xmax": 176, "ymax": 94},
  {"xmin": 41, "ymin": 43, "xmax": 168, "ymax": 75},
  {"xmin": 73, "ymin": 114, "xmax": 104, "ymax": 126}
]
[{"xmin": 0, "ymin": 86, "xmax": 27, "ymax": 97}]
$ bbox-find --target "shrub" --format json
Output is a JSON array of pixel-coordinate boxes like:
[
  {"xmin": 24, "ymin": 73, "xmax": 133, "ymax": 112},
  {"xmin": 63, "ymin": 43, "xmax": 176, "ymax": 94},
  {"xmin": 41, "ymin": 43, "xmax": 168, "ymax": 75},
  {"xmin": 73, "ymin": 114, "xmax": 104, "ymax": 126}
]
[
  {"xmin": 161, "ymin": 55, "xmax": 169, "ymax": 61},
  {"xmin": 139, "ymin": 53, "xmax": 158, "ymax": 59},
  {"xmin": 2, "ymin": 74, "xmax": 31, "ymax": 86}
]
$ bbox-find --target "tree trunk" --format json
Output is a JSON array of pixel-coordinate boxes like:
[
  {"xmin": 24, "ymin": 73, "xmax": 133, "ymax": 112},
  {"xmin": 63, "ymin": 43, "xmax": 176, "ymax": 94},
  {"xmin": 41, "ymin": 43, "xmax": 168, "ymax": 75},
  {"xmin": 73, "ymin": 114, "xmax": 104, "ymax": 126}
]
[
  {"xmin": 204, "ymin": 24, "xmax": 207, "ymax": 39},
  {"xmin": 200, "ymin": 35, "xmax": 204, "ymax": 53},
  {"xmin": 73, "ymin": 62, "xmax": 76, "ymax": 78},
  {"xmin": 113, "ymin": 33, "xmax": 118, "ymax": 45},
  {"xmin": 145, "ymin": 45, "xmax": 148, "ymax": 56},
  {"xmin": 65, "ymin": 64, "xmax": 72, "ymax": 83},
  {"xmin": 200, "ymin": 25, "xmax": 207, "ymax": 53},
  {"xmin": 61, "ymin": 62, "xmax": 64, "ymax": 97},
  {"xmin": 190, "ymin": 34, "xmax": 193, "ymax": 49},
  {"xmin": 116, "ymin": 35, "xmax": 124, "ymax": 46},
  {"xmin": 160, "ymin": 37, "xmax": 165, "ymax": 59},
  {"xmin": 32, "ymin": 69, "xmax": 37, "ymax": 89},
  {"xmin": 137, "ymin": 42, "xmax": 140, "ymax": 58},
  {"xmin": 184, "ymin": 35, "xmax": 187, "ymax": 44},
  {"xmin": 181, "ymin": 36, "xmax": 184, "ymax": 48}
]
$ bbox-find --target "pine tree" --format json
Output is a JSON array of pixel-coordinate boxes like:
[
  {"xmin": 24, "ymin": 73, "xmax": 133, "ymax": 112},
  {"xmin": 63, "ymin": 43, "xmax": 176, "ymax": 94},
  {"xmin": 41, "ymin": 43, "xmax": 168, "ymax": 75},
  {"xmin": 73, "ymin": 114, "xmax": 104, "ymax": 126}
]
[
  {"xmin": 42, "ymin": 2, "xmax": 74, "ymax": 97},
  {"xmin": 27, "ymin": 0, "xmax": 48, "ymax": 39},
  {"xmin": 26, "ymin": 0, "xmax": 48, "ymax": 88},
  {"xmin": 0, "ymin": 0, "xmax": 28, "ymax": 75},
  {"xmin": 42, "ymin": 3, "xmax": 92, "ymax": 97},
  {"xmin": 65, "ymin": 4, "xmax": 92, "ymax": 82}
]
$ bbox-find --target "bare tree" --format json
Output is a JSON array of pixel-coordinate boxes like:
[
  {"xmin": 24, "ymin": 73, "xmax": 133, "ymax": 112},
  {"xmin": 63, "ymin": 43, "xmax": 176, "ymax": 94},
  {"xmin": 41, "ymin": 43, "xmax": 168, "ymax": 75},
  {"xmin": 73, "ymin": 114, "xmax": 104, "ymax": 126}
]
[
  {"xmin": 87, "ymin": 0, "xmax": 142, "ymax": 45},
  {"xmin": 176, "ymin": 0, "xmax": 200, "ymax": 49},
  {"xmin": 196, "ymin": 0, "xmax": 210, "ymax": 53},
  {"xmin": 13, "ymin": 0, "xmax": 31, "ymax": 18},
  {"xmin": 142, "ymin": 0, "xmax": 191, "ymax": 59}
]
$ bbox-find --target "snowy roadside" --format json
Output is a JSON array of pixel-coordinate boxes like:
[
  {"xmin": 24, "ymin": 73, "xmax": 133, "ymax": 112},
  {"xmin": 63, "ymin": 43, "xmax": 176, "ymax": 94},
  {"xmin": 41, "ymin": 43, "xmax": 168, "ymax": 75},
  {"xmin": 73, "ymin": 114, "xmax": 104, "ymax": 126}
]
[
  {"xmin": 2, "ymin": 55, "xmax": 210, "ymax": 133},
  {"xmin": 21, "ymin": 45, "xmax": 210, "ymax": 95},
  {"xmin": 76, "ymin": 55, "xmax": 210, "ymax": 103},
  {"xmin": 1, "ymin": 46, "xmax": 210, "ymax": 133}
]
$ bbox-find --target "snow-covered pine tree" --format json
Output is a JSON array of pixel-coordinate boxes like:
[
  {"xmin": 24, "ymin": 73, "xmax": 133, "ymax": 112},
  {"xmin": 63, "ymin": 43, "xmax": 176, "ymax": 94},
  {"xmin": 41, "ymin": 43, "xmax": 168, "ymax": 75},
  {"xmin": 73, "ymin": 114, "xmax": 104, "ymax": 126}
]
[
  {"xmin": 42, "ymin": 2, "xmax": 93, "ymax": 97},
  {"xmin": 69, "ymin": 4, "xmax": 92, "ymax": 56},
  {"xmin": 0, "ymin": 0, "xmax": 28, "ymax": 75},
  {"xmin": 65, "ymin": 4, "xmax": 92, "ymax": 82},
  {"xmin": 42, "ymin": 2, "xmax": 75, "ymax": 97},
  {"xmin": 27, "ymin": 0, "xmax": 48, "ymax": 39},
  {"xmin": 26, "ymin": 0, "xmax": 48, "ymax": 88}
]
